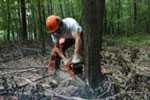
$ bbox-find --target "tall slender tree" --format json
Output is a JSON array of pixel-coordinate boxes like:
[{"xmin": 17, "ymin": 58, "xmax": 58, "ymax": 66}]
[
  {"xmin": 83, "ymin": 0, "xmax": 105, "ymax": 89},
  {"xmin": 37, "ymin": 0, "xmax": 46, "ymax": 55},
  {"xmin": 147, "ymin": 0, "xmax": 150, "ymax": 33},
  {"xmin": 110, "ymin": 0, "xmax": 115, "ymax": 34},
  {"xmin": 59, "ymin": 0, "xmax": 64, "ymax": 17},
  {"xmin": 16, "ymin": 0, "xmax": 22, "ymax": 40},
  {"xmin": 20, "ymin": 0, "xmax": 27, "ymax": 40},
  {"xmin": 47, "ymin": 0, "xmax": 53, "ymax": 15},
  {"xmin": 6, "ymin": 0, "xmax": 11, "ymax": 41},
  {"xmin": 133, "ymin": 0, "xmax": 137, "ymax": 33},
  {"xmin": 117, "ymin": 0, "xmax": 121, "ymax": 33}
]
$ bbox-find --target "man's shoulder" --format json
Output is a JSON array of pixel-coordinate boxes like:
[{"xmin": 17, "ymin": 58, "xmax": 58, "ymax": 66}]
[{"xmin": 62, "ymin": 17, "xmax": 77, "ymax": 23}]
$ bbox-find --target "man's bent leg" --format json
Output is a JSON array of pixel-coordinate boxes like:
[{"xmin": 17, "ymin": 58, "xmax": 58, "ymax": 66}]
[{"xmin": 48, "ymin": 45, "xmax": 61, "ymax": 74}]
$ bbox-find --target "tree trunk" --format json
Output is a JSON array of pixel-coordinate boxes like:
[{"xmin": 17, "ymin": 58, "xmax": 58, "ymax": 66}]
[
  {"xmin": 147, "ymin": 0, "xmax": 150, "ymax": 33},
  {"xmin": 64, "ymin": 0, "xmax": 71, "ymax": 17},
  {"xmin": 17, "ymin": 0, "xmax": 21, "ymax": 41},
  {"xmin": 133, "ymin": 0, "xmax": 137, "ymax": 33},
  {"xmin": 69, "ymin": 0, "xmax": 75, "ymax": 18},
  {"xmin": 20, "ymin": 0, "xmax": 27, "ymax": 40},
  {"xmin": 117, "ymin": 0, "xmax": 121, "ymax": 34},
  {"xmin": 37, "ymin": 0, "xmax": 46, "ymax": 55},
  {"xmin": 110, "ymin": 0, "xmax": 114, "ymax": 35},
  {"xmin": 6, "ymin": 0, "xmax": 11, "ymax": 41},
  {"xmin": 41, "ymin": 5, "xmax": 46, "ymax": 55},
  {"xmin": 47, "ymin": 0, "xmax": 53, "ymax": 14},
  {"xmin": 83, "ymin": 0, "xmax": 105, "ymax": 89},
  {"xmin": 103, "ymin": 4, "xmax": 107, "ymax": 34},
  {"xmin": 59, "ymin": 0, "xmax": 64, "ymax": 17},
  {"xmin": 30, "ymin": 5, "xmax": 36, "ymax": 40}
]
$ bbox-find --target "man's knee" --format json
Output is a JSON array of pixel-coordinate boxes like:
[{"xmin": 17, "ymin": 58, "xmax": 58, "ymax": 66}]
[
  {"xmin": 51, "ymin": 48, "xmax": 56, "ymax": 55},
  {"xmin": 51, "ymin": 46, "xmax": 58, "ymax": 60}
]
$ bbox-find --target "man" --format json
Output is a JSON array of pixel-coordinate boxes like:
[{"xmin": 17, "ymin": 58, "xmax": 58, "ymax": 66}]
[{"xmin": 46, "ymin": 15, "xmax": 83, "ymax": 76}]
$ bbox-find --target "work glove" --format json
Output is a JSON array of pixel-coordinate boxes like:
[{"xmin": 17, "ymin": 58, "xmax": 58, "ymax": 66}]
[
  {"xmin": 71, "ymin": 53, "xmax": 82, "ymax": 64},
  {"xmin": 62, "ymin": 57, "xmax": 73, "ymax": 71},
  {"xmin": 62, "ymin": 58, "xmax": 72, "ymax": 65}
]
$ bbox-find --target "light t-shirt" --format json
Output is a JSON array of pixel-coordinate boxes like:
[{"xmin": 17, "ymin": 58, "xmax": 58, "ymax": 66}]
[{"xmin": 51, "ymin": 18, "xmax": 82, "ymax": 43}]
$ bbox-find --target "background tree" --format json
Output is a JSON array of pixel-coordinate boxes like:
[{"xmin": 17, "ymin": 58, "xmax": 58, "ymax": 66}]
[
  {"xmin": 133, "ymin": 0, "xmax": 137, "ymax": 33},
  {"xmin": 6, "ymin": 0, "xmax": 11, "ymax": 41},
  {"xmin": 20, "ymin": 0, "xmax": 27, "ymax": 41},
  {"xmin": 0, "ymin": 0, "xmax": 149, "ymax": 43}
]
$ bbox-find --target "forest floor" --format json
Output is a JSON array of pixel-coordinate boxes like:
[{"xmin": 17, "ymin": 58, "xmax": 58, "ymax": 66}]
[{"xmin": 0, "ymin": 38, "xmax": 150, "ymax": 100}]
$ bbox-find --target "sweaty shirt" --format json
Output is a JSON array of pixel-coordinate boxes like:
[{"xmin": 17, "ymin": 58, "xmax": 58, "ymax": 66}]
[{"xmin": 51, "ymin": 18, "xmax": 82, "ymax": 43}]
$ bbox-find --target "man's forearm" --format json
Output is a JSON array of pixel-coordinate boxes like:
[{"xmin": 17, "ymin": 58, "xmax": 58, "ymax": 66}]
[
  {"xmin": 53, "ymin": 44, "xmax": 66, "ymax": 59},
  {"xmin": 57, "ymin": 48, "xmax": 66, "ymax": 59},
  {"xmin": 74, "ymin": 32, "xmax": 82, "ymax": 54}
]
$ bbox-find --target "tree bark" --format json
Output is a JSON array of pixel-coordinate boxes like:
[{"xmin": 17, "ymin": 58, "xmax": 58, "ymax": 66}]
[
  {"xmin": 59, "ymin": 0, "xmax": 64, "ymax": 17},
  {"xmin": 83, "ymin": 0, "xmax": 105, "ymax": 89},
  {"xmin": 117, "ymin": 0, "xmax": 121, "ymax": 34},
  {"xmin": 20, "ymin": 0, "xmax": 28, "ymax": 40},
  {"xmin": 110, "ymin": 0, "xmax": 114, "ymax": 34},
  {"xmin": 47, "ymin": 0, "xmax": 53, "ymax": 14},
  {"xmin": 147, "ymin": 0, "xmax": 150, "ymax": 33},
  {"xmin": 6, "ymin": 0, "xmax": 11, "ymax": 41},
  {"xmin": 103, "ymin": 4, "xmax": 107, "ymax": 34},
  {"xmin": 37, "ymin": 0, "xmax": 46, "ymax": 55},
  {"xmin": 133, "ymin": 0, "xmax": 137, "ymax": 33}
]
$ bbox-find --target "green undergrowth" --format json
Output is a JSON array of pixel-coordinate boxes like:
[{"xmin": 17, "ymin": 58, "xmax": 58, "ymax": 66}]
[{"xmin": 106, "ymin": 34, "xmax": 150, "ymax": 46}]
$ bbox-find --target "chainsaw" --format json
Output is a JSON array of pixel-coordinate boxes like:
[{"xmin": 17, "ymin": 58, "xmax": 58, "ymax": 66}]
[{"xmin": 64, "ymin": 62, "xmax": 84, "ymax": 79}]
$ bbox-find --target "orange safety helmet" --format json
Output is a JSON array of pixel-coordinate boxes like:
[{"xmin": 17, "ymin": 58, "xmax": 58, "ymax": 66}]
[{"xmin": 46, "ymin": 15, "xmax": 60, "ymax": 32}]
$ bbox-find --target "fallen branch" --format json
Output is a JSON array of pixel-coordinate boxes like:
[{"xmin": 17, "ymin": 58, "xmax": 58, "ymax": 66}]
[
  {"xmin": 0, "ymin": 66, "xmax": 46, "ymax": 70},
  {"xmin": 1, "ymin": 68, "xmax": 42, "ymax": 76}
]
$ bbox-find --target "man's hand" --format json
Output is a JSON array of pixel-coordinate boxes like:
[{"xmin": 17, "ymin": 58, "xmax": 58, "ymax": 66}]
[
  {"xmin": 52, "ymin": 45, "xmax": 66, "ymax": 60},
  {"xmin": 72, "ymin": 53, "xmax": 82, "ymax": 64}
]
